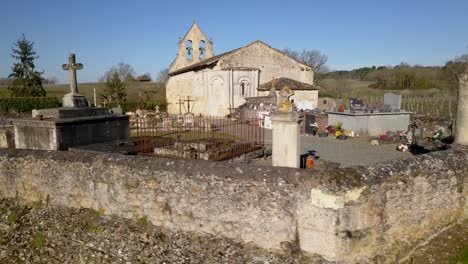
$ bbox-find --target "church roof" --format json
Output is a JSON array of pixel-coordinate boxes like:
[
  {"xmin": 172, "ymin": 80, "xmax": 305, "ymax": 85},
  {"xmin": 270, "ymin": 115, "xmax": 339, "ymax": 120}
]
[
  {"xmin": 168, "ymin": 40, "xmax": 311, "ymax": 76},
  {"xmin": 169, "ymin": 48, "xmax": 239, "ymax": 76},
  {"xmin": 257, "ymin": 77, "xmax": 320, "ymax": 91}
]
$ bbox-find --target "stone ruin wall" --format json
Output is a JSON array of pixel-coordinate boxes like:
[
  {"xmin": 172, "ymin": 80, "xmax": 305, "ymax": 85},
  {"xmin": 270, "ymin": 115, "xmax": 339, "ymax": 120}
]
[{"xmin": 0, "ymin": 148, "xmax": 466, "ymax": 263}]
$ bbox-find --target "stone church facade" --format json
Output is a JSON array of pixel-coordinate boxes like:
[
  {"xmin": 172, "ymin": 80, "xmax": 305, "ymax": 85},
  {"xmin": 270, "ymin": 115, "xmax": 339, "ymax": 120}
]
[{"xmin": 166, "ymin": 23, "xmax": 319, "ymax": 116}]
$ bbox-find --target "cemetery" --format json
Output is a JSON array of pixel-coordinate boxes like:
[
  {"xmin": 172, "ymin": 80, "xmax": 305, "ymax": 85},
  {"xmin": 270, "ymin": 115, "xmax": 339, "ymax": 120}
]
[{"xmin": 0, "ymin": 19, "xmax": 467, "ymax": 264}]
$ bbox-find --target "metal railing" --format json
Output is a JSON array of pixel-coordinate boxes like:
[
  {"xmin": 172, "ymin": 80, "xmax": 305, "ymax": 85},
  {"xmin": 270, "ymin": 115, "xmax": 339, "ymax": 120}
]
[{"xmin": 134, "ymin": 114, "xmax": 264, "ymax": 161}]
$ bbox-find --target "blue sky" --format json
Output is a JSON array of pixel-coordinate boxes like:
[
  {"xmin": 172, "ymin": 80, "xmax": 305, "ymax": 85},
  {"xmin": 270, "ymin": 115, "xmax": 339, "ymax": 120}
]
[{"xmin": 1, "ymin": 0, "xmax": 467, "ymax": 83}]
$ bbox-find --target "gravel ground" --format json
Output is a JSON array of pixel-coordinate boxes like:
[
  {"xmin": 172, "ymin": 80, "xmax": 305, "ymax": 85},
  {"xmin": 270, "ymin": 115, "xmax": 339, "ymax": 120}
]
[
  {"xmin": 262, "ymin": 130, "xmax": 412, "ymax": 167},
  {"xmin": 299, "ymin": 135, "xmax": 412, "ymax": 167}
]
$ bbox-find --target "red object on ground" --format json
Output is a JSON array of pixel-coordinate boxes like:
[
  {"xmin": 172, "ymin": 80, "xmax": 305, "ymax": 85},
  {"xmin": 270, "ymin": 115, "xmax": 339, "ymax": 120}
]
[{"xmin": 306, "ymin": 156, "xmax": 314, "ymax": 169}]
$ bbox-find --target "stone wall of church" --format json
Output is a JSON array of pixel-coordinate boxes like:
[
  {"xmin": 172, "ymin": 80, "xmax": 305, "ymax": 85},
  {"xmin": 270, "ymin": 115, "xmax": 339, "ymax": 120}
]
[
  {"xmin": 167, "ymin": 69, "xmax": 259, "ymax": 116},
  {"xmin": 219, "ymin": 41, "xmax": 314, "ymax": 85}
]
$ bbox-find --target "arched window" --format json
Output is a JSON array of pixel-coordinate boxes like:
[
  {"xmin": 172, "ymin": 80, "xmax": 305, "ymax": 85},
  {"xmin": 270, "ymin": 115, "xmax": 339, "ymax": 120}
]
[
  {"xmin": 186, "ymin": 40, "xmax": 193, "ymax": 60},
  {"xmin": 240, "ymin": 83, "xmax": 246, "ymax": 96},
  {"xmin": 199, "ymin": 40, "xmax": 206, "ymax": 60}
]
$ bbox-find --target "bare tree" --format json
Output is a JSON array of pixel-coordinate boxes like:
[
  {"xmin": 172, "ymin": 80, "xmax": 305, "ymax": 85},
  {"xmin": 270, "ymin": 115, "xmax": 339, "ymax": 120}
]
[
  {"xmin": 156, "ymin": 68, "xmax": 169, "ymax": 84},
  {"xmin": 99, "ymin": 62, "xmax": 136, "ymax": 83},
  {"xmin": 283, "ymin": 48, "xmax": 329, "ymax": 74}
]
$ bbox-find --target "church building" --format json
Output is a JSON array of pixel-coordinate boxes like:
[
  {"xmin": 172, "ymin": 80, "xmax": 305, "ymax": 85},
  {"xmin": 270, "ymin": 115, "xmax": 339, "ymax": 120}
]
[{"xmin": 166, "ymin": 23, "xmax": 319, "ymax": 116}]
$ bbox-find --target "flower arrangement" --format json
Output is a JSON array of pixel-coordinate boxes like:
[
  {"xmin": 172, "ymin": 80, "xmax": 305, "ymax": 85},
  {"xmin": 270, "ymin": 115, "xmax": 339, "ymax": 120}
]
[
  {"xmin": 336, "ymin": 122, "xmax": 343, "ymax": 132},
  {"xmin": 335, "ymin": 131, "xmax": 342, "ymax": 137},
  {"xmin": 432, "ymin": 128, "xmax": 444, "ymax": 141},
  {"xmin": 379, "ymin": 134, "xmax": 389, "ymax": 141},
  {"xmin": 397, "ymin": 144, "xmax": 409, "ymax": 152},
  {"xmin": 325, "ymin": 125, "xmax": 335, "ymax": 134},
  {"xmin": 310, "ymin": 122, "xmax": 318, "ymax": 135},
  {"xmin": 343, "ymin": 130, "xmax": 355, "ymax": 137}
]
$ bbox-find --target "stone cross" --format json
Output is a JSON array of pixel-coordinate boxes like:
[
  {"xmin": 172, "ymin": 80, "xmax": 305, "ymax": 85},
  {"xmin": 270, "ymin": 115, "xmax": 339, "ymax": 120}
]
[{"xmin": 62, "ymin": 54, "xmax": 83, "ymax": 94}]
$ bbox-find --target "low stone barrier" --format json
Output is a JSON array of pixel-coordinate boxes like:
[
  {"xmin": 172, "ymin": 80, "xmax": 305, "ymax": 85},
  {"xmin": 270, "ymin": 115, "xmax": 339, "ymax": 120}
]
[{"xmin": 0, "ymin": 147, "xmax": 466, "ymax": 263}]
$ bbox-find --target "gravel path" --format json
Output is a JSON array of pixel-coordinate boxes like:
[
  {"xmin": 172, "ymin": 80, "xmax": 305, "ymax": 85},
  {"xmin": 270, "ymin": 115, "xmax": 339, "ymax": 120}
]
[
  {"xmin": 299, "ymin": 135, "xmax": 412, "ymax": 167},
  {"xmin": 263, "ymin": 130, "xmax": 412, "ymax": 167}
]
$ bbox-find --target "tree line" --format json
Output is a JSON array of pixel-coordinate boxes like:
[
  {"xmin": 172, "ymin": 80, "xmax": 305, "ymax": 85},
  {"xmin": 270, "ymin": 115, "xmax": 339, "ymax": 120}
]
[{"xmin": 325, "ymin": 55, "xmax": 468, "ymax": 92}]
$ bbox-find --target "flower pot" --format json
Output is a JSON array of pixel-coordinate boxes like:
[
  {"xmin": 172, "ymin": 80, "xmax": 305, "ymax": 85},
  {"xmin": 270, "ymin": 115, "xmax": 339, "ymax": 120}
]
[
  {"xmin": 318, "ymin": 132, "xmax": 328, "ymax": 137},
  {"xmin": 336, "ymin": 135, "xmax": 348, "ymax": 140}
]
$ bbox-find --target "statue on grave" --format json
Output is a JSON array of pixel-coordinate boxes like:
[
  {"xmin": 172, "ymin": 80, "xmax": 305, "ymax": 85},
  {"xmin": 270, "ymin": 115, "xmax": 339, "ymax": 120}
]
[{"xmin": 277, "ymin": 85, "xmax": 295, "ymax": 112}]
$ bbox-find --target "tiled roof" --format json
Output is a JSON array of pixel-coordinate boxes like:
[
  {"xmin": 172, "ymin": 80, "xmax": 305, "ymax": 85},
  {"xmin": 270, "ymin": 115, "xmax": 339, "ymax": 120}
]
[
  {"xmin": 168, "ymin": 48, "xmax": 239, "ymax": 76},
  {"xmin": 169, "ymin": 40, "xmax": 311, "ymax": 76},
  {"xmin": 257, "ymin": 77, "xmax": 320, "ymax": 91}
]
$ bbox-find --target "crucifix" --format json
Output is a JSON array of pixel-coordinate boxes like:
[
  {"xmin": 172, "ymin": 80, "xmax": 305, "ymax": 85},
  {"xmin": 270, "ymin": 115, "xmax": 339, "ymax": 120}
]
[
  {"xmin": 62, "ymin": 53, "xmax": 83, "ymax": 94},
  {"xmin": 61, "ymin": 53, "xmax": 88, "ymax": 107},
  {"xmin": 176, "ymin": 98, "xmax": 184, "ymax": 115},
  {"xmin": 183, "ymin": 96, "xmax": 196, "ymax": 113}
]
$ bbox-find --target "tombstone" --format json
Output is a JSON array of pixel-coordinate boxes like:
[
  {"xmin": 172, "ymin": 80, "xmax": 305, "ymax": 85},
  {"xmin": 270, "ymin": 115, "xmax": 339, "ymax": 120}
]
[
  {"xmin": 111, "ymin": 107, "xmax": 123, "ymax": 116},
  {"xmin": 12, "ymin": 53, "xmax": 129, "ymax": 150},
  {"xmin": 183, "ymin": 113, "xmax": 195, "ymax": 126},
  {"xmin": 384, "ymin": 93, "xmax": 402, "ymax": 111},
  {"xmin": 349, "ymin": 98, "xmax": 364, "ymax": 112}
]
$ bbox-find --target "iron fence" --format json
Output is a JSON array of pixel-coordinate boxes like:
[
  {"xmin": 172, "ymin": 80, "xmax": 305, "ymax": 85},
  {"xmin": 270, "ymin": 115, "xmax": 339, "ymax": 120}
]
[{"xmin": 133, "ymin": 114, "xmax": 265, "ymax": 161}]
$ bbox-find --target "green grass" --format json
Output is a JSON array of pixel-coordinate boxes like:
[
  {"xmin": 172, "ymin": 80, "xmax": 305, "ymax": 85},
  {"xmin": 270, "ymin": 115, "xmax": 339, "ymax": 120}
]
[
  {"xmin": 137, "ymin": 215, "xmax": 148, "ymax": 227},
  {"xmin": 7, "ymin": 211, "xmax": 18, "ymax": 223},
  {"xmin": 0, "ymin": 82, "xmax": 165, "ymax": 105},
  {"xmin": 32, "ymin": 231, "xmax": 46, "ymax": 249},
  {"xmin": 450, "ymin": 246, "xmax": 468, "ymax": 264}
]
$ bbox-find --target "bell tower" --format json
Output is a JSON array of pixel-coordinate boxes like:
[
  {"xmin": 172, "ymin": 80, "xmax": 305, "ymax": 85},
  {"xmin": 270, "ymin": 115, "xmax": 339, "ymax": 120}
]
[{"xmin": 169, "ymin": 22, "xmax": 214, "ymax": 73}]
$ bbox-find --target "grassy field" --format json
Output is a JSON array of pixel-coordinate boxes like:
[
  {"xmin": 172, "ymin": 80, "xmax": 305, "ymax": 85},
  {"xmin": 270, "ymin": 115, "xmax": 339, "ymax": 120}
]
[
  {"xmin": 318, "ymin": 78, "xmax": 450, "ymax": 98},
  {"xmin": 0, "ymin": 82, "xmax": 165, "ymax": 105}
]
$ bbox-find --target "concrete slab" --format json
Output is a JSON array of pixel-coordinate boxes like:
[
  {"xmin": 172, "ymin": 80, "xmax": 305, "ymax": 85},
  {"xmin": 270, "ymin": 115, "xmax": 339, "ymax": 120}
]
[
  {"xmin": 13, "ymin": 115, "xmax": 129, "ymax": 151},
  {"xmin": 328, "ymin": 111, "xmax": 412, "ymax": 136},
  {"xmin": 36, "ymin": 107, "xmax": 111, "ymax": 119}
]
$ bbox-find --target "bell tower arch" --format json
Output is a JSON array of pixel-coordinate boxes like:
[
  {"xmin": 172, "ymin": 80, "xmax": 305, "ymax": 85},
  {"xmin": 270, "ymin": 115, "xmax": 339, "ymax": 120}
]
[{"xmin": 169, "ymin": 22, "xmax": 214, "ymax": 72}]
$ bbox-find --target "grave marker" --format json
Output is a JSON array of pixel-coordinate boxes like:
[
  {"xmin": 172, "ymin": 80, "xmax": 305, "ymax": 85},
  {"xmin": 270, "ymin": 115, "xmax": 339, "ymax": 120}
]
[
  {"xmin": 62, "ymin": 53, "xmax": 88, "ymax": 107},
  {"xmin": 384, "ymin": 93, "xmax": 402, "ymax": 111}
]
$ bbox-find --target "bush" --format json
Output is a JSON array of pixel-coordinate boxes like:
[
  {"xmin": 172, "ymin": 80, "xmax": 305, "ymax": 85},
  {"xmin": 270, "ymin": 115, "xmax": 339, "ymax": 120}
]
[
  {"xmin": 106, "ymin": 101, "xmax": 167, "ymax": 112},
  {"xmin": 0, "ymin": 97, "xmax": 61, "ymax": 113}
]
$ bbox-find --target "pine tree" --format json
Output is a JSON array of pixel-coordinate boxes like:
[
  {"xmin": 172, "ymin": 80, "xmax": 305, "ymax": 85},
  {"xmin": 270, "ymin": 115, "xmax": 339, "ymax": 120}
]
[
  {"xmin": 8, "ymin": 35, "xmax": 46, "ymax": 97},
  {"xmin": 103, "ymin": 71, "xmax": 127, "ymax": 104}
]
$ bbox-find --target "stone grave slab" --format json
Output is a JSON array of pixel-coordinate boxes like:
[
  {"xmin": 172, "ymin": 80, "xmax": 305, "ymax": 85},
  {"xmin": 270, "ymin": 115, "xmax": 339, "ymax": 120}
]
[{"xmin": 384, "ymin": 93, "xmax": 402, "ymax": 111}]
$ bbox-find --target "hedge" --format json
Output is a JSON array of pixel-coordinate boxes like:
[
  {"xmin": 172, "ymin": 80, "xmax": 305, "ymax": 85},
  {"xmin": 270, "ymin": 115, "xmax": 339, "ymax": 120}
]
[
  {"xmin": 106, "ymin": 101, "xmax": 167, "ymax": 112},
  {"xmin": 0, "ymin": 97, "xmax": 61, "ymax": 113}
]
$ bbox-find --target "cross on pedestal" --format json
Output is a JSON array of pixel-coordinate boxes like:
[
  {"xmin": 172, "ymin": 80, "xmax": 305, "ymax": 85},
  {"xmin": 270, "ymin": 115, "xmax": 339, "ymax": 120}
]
[
  {"xmin": 62, "ymin": 54, "xmax": 83, "ymax": 94},
  {"xmin": 62, "ymin": 53, "xmax": 88, "ymax": 108}
]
